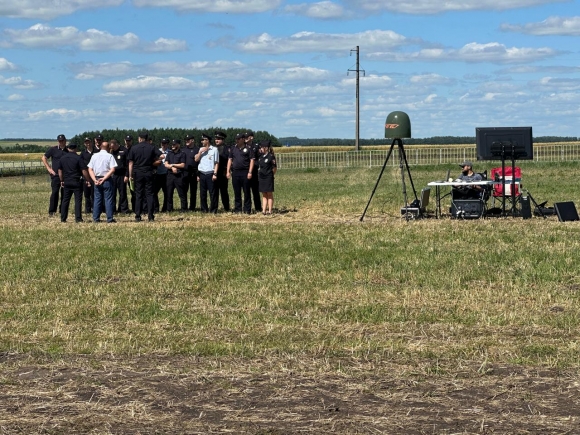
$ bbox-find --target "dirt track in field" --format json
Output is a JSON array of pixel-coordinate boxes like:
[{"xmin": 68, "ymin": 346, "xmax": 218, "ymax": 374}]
[{"xmin": 1, "ymin": 353, "xmax": 578, "ymax": 434}]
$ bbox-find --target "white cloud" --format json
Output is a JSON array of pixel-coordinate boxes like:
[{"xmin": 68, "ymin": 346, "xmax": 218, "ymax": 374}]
[
  {"xmin": 270, "ymin": 66, "xmax": 331, "ymax": 82},
  {"xmin": 501, "ymin": 16, "xmax": 580, "ymax": 36},
  {"xmin": 0, "ymin": 0, "xmax": 124, "ymax": 20},
  {"xmin": 0, "ymin": 57, "xmax": 17, "ymax": 71},
  {"xmin": 27, "ymin": 108, "xmax": 84, "ymax": 120},
  {"xmin": 132, "ymin": 0, "xmax": 281, "ymax": 13},
  {"xmin": 410, "ymin": 73, "xmax": 455, "ymax": 85},
  {"xmin": 367, "ymin": 42, "xmax": 559, "ymax": 64},
  {"xmin": 103, "ymin": 76, "xmax": 209, "ymax": 92},
  {"xmin": 7, "ymin": 93, "xmax": 24, "ymax": 101},
  {"xmin": 69, "ymin": 62, "xmax": 136, "ymax": 79},
  {"xmin": 341, "ymin": 74, "xmax": 393, "ymax": 89},
  {"xmin": 263, "ymin": 87, "xmax": 286, "ymax": 96},
  {"xmin": 230, "ymin": 29, "xmax": 411, "ymax": 54},
  {"xmin": 284, "ymin": 1, "xmax": 346, "ymax": 19},
  {"xmin": 0, "ymin": 75, "xmax": 42, "ymax": 89},
  {"xmin": 3, "ymin": 24, "xmax": 187, "ymax": 52},
  {"xmin": 344, "ymin": 0, "xmax": 568, "ymax": 14}
]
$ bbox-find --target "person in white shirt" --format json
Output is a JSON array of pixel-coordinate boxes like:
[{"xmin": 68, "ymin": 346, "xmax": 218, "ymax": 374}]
[{"xmin": 88, "ymin": 141, "xmax": 118, "ymax": 223}]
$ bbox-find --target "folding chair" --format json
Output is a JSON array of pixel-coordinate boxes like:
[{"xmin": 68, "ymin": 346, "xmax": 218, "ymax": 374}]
[{"xmin": 491, "ymin": 166, "xmax": 522, "ymax": 210}]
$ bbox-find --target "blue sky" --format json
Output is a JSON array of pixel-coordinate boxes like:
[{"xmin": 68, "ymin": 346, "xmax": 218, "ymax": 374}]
[{"xmin": 0, "ymin": 0, "xmax": 579, "ymax": 140}]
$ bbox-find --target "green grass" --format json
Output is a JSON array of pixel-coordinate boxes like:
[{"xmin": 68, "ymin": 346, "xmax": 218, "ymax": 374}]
[{"xmin": 1, "ymin": 162, "xmax": 580, "ymax": 369}]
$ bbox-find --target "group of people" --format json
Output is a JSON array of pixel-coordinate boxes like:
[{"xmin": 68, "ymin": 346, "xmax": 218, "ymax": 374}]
[{"xmin": 42, "ymin": 130, "xmax": 277, "ymax": 223}]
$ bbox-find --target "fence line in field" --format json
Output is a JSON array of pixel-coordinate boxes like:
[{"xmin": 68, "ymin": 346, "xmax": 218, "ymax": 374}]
[
  {"xmin": 2, "ymin": 143, "xmax": 580, "ymax": 174},
  {"xmin": 275, "ymin": 144, "xmax": 580, "ymax": 169}
]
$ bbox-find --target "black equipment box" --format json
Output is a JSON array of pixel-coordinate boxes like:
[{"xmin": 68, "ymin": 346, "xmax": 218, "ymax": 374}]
[{"xmin": 451, "ymin": 200, "xmax": 483, "ymax": 219}]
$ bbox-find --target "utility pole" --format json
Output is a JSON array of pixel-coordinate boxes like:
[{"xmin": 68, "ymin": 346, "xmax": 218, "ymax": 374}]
[{"xmin": 348, "ymin": 46, "xmax": 365, "ymax": 151}]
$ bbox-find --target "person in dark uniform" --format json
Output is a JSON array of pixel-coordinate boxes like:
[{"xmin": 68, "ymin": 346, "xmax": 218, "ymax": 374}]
[
  {"xmin": 41, "ymin": 134, "xmax": 68, "ymax": 216},
  {"xmin": 110, "ymin": 139, "xmax": 130, "ymax": 214},
  {"xmin": 164, "ymin": 139, "xmax": 187, "ymax": 212},
  {"xmin": 212, "ymin": 130, "xmax": 231, "ymax": 212},
  {"xmin": 245, "ymin": 130, "xmax": 262, "ymax": 212},
  {"xmin": 182, "ymin": 134, "xmax": 199, "ymax": 211},
  {"xmin": 94, "ymin": 133, "xmax": 104, "ymax": 151},
  {"xmin": 128, "ymin": 131, "xmax": 163, "ymax": 222},
  {"xmin": 154, "ymin": 138, "xmax": 170, "ymax": 213},
  {"xmin": 80, "ymin": 137, "xmax": 96, "ymax": 214},
  {"xmin": 226, "ymin": 132, "xmax": 255, "ymax": 214},
  {"xmin": 55, "ymin": 142, "xmax": 91, "ymax": 223},
  {"xmin": 195, "ymin": 133, "xmax": 219, "ymax": 213},
  {"xmin": 257, "ymin": 140, "xmax": 277, "ymax": 215},
  {"xmin": 124, "ymin": 135, "xmax": 136, "ymax": 212}
]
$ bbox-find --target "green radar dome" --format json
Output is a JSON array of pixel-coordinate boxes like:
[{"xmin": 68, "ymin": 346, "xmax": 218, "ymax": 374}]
[{"xmin": 385, "ymin": 111, "xmax": 411, "ymax": 139}]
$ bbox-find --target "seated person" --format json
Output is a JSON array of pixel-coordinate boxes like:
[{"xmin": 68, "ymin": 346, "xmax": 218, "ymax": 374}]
[{"xmin": 452, "ymin": 160, "xmax": 483, "ymax": 200}]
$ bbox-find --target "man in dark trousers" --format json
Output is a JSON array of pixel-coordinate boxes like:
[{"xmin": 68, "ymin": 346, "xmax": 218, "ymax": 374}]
[
  {"xmin": 55, "ymin": 142, "xmax": 90, "ymax": 223},
  {"xmin": 128, "ymin": 131, "xmax": 163, "ymax": 222},
  {"xmin": 164, "ymin": 139, "xmax": 187, "ymax": 212},
  {"xmin": 110, "ymin": 139, "xmax": 130, "ymax": 214},
  {"xmin": 227, "ymin": 132, "xmax": 255, "ymax": 214},
  {"xmin": 153, "ymin": 138, "xmax": 170, "ymax": 213},
  {"xmin": 80, "ymin": 137, "xmax": 96, "ymax": 214},
  {"xmin": 212, "ymin": 130, "xmax": 231, "ymax": 212},
  {"xmin": 182, "ymin": 134, "xmax": 199, "ymax": 211},
  {"xmin": 245, "ymin": 130, "xmax": 262, "ymax": 212},
  {"xmin": 41, "ymin": 134, "xmax": 68, "ymax": 216},
  {"xmin": 124, "ymin": 135, "xmax": 136, "ymax": 212}
]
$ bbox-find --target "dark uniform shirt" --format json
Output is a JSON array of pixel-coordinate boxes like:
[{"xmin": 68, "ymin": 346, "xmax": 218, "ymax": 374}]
[
  {"xmin": 183, "ymin": 145, "xmax": 200, "ymax": 173},
  {"xmin": 165, "ymin": 149, "xmax": 186, "ymax": 174},
  {"xmin": 216, "ymin": 145, "xmax": 232, "ymax": 176},
  {"xmin": 258, "ymin": 152, "xmax": 277, "ymax": 178},
  {"xmin": 229, "ymin": 145, "xmax": 255, "ymax": 173},
  {"xmin": 248, "ymin": 142, "xmax": 260, "ymax": 173},
  {"xmin": 111, "ymin": 146, "xmax": 128, "ymax": 176},
  {"xmin": 44, "ymin": 146, "xmax": 68, "ymax": 173},
  {"xmin": 127, "ymin": 142, "xmax": 162, "ymax": 174},
  {"xmin": 80, "ymin": 148, "xmax": 98, "ymax": 166},
  {"xmin": 54, "ymin": 152, "xmax": 87, "ymax": 184}
]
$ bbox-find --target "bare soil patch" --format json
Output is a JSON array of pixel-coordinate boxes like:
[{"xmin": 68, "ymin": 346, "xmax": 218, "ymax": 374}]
[{"xmin": 1, "ymin": 353, "xmax": 578, "ymax": 434}]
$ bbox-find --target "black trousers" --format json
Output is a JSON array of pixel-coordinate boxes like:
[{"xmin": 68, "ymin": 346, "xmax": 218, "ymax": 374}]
[
  {"xmin": 232, "ymin": 172, "xmax": 252, "ymax": 214},
  {"xmin": 49, "ymin": 176, "xmax": 63, "ymax": 214},
  {"xmin": 112, "ymin": 173, "xmax": 129, "ymax": 213},
  {"xmin": 199, "ymin": 173, "xmax": 217, "ymax": 213},
  {"xmin": 134, "ymin": 171, "xmax": 154, "ymax": 220},
  {"xmin": 184, "ymin": 170, "xmax": 198, "ymax": 210},
  {"xmin": 249, "ymin": 170, "xmax": 261, "ymax": 211},
  {"xmin": 153, "ymin": 173, "xmax": 168, "ymax": 212},
  {"xmin": 212, "ymin": 174, "xmax": 230, "ymax": 212},
  {"xmin": 167, "ymin": 173, "xmax": 187, "ymax": 211},
  {"xmin": 83, "ymin": 179, "xmax": 94, "ymax": 213},
  {"xmin": 61, "ymin": 182, "xmax": 83, "ymax": 222}
]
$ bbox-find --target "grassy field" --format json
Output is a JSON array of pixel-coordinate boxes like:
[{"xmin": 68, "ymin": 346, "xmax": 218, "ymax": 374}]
[{"xmin": 1, "ymin": 163, "xmax": 579, "ymax": 433}]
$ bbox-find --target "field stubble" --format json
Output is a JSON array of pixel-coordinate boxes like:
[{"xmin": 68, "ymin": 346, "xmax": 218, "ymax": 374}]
[{"xmin": 0, "ymin": 164, "xmax": 579, "ymax": 434}]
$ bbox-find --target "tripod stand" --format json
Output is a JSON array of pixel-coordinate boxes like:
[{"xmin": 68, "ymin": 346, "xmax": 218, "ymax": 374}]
[{"xmin": 360, "ymin": 138, "xmax": 418, "ymax": 222}]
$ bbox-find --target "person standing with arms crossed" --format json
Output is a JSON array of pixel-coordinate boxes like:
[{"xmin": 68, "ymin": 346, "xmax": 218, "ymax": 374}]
[
  {"xmin": 164, "ymin": 139, "xmax": 187, "ymax": 212},
  {"xmin": 41, "ymin": 134, "xmax": 68, "ymax": 217},
  {"xmin": 195, "ymin": 133, "xmax": 219, "ymax": 213},
  {"xmin": 212, "ymin": 131, "xmax": 231, "ymax": 212},
  {"xmin": 110, "ymin": 139, "xmax": 130, "ymax": 215},
  {"xmin": 245, "ymin": 130, "xmax": 262, "ymax": 213}
]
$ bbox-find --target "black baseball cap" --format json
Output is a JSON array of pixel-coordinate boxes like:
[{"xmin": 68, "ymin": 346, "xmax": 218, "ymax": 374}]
[
  {"xmin": 125, "ymin": 135, "xmax": 133, "ymax": 141},
  {"xmin": 172, "ymin": 139, "xmax": 181, "ymax": 145},
  {"xmin": 185, "ymin": 134, "xmax": 195, "ymax": 141},
  {"xmin": 57, "ymin": 134, "xmax": 66, "ymax": 141},
  {"xmin": 161, "ymin": 138, "xmax": 169, "ymax": 144},
  {"xmin": 214, "ymin": 131, "xmax": 227, "ymax": 139},
  {"xmin": 95, "ymin": 133, "xmax": 104, "ymax": 140}
]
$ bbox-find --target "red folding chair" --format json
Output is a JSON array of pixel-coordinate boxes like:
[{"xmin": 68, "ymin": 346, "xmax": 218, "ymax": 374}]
[{"xmin": 491, "ymin": 166, "xmax": 521, "ymax": 208}]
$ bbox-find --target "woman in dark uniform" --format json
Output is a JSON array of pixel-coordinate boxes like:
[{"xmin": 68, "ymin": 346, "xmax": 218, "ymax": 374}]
[{"xmin": 257, "ymin": 140, "xmax": 277, "ymax": 215}]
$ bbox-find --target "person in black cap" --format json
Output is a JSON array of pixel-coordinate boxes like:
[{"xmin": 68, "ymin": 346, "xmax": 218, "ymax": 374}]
[
  {"xmin": 195, "ymin": 133, "xmax": 219, "ymax": 213},
  {"xmin": 153, "ymin": 138, "xmax": 170, "ymax": 213},
  {"xmin": 55, "ymin": 142, "xmax": 91, "ymax": 223},
  {"xmin": 80, "ymin": 137, "xmax": 96, "ymax": 213},
  {"xmin": 257, "ymin": 140, "xmax": 277, "ymax": 215},
  {"xmin": 452, "ymin": 160, "xmax": 483, "ymax": 200},
  {"xmin": 182, "ymin": 134, "xmax": 199, "ymax": 211},
  {"xmin": 227, "ymin": 132, "xmax": 255, "ymax": 214},
  {"xmin": 212, "ymin": 130, "xmax": 231, "ymax": 212},
  {"xmin": 41, "ymin": 134, "xmax": 68, "ymax": 216},
  {"xmin": 164, "ymin": 139, "xmax": 187, "ymax": 212},
  {"xmin": 110, "ymin": 139, "xmax": 130, "ymax": 214},
  {"xmin": 245, "ymin": 130, "xmax": 262, "ymax": 212},
  {"xmin": 127, "ymin": 131, "xmax": 163, "ymax": 222},
  {"xmin": 94, "ymin": 133, "xmax": 104, "ymax": 151}
]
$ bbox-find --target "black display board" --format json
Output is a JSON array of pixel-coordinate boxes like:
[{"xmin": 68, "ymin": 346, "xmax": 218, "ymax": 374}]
[{"xmin": 476, "ymin": 127, "xmax": 533, "ymax": 161}]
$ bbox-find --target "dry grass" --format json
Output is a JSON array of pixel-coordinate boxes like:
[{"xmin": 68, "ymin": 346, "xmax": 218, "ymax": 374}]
[{"xmin": 0, "ymin": 165, "xmax": 579, "ymax": 433}]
